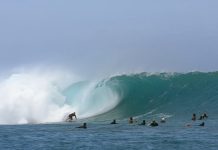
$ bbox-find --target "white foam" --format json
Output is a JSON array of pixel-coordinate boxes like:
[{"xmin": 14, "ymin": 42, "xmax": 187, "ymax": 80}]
[
  {"xmin": 0, "ymin": 67, "xmax": 121, "ymax": 124},
  {"xmin": 0, "ymin": 68, "xmax": 77, "ymax": 124}
]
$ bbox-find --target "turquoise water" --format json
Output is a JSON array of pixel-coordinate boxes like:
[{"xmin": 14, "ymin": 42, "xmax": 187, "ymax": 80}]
[
  {"xmin": 65, "ymin": 72, "xmax": 218, "ymax": 120},
  {"xmin": 1, "ymin": 72, "xmax": 218, "ymax": 149}
]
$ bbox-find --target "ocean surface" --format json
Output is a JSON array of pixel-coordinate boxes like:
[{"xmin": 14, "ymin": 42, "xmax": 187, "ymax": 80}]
[
  {"xmin": 0, "ymin": 72, "xmax": 218, "ymax": 149},
  {"xmin": 0, "ymin": 120, "xmax": 218, "ymax": 150}
]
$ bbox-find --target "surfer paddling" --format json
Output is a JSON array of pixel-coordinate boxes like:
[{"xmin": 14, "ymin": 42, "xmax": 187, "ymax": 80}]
[
  {"xmin": 139, "ymin": 120, "xmax": 146, "ymax": 125},
  {"xmin": 67, "ymin": 112, "xmax": 77, "ymax": 121},
  {"xmin": 192, "ymin": 113, "xmax": 196, "ymax": 121},
  {"xmin": 149, "ymin": 120, "xmax": 159, "ymax": 127},
  {"xmin": 76, "ymin": 123, "xmax": 87, "ymax": 129},
  {"xmin": 199, "ymin": 113, "xmax": 208, "ymax": 120},
  {"xmin": 111, "ymin": 119, "xmax": 117, "ymax": 124},
  {"xmin": 129, "ymin": 117, "xmax": 134, "ymax": 124}
]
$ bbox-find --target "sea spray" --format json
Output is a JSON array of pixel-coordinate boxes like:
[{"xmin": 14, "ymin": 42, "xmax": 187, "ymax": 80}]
[
  {"xmin": 0, "ymin": 69, "xmax": 121, "ymax": 124},
  {"xmin": 0, "ymin": 69, "xmax": 76, "ymax": 124}
]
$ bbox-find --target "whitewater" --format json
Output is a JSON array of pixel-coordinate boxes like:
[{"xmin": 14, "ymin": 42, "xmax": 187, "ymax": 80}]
[
  {"xmin": 0, "ymin": 69, "xmax": 121, "ymax": 124},
  {"xmin": 0, "ymin": 70, "xmax": 218, "ymax": 124}
]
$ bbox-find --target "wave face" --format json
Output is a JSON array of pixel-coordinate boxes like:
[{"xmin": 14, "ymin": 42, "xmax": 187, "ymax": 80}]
[
  {"xmin": 97, "ymin": 72, "xmax": 218, "ymax": 120},
  {"xmin": 63, "ymin": 80, "xmax": 121, "ymax": 119},
  {"xmin": 0, "ymin": 71, "xmax": 218, "ymax": 124}
]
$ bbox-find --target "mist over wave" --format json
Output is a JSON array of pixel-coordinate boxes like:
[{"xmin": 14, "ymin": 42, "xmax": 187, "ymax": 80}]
[{"xmin": 0, "ymin": 69, "xmax": 73, "ymax": 124}]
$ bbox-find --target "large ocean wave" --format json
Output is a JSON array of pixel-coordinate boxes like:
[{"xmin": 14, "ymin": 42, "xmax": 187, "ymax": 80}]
[
  {"xmin": 95, "ymin": 72, "xmax": 218, "ymax": 121},
  {"xmin": 0, "ymin": 70, "xmax": 218, "ymax": 124}
]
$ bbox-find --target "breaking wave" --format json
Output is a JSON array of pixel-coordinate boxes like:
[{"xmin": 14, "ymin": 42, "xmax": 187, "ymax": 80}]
[{"xmin": 0, "ymin": 69, "xmax": 218, "ymax": 124}]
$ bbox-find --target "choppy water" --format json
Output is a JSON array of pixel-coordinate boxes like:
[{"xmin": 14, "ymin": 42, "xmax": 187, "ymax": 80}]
[{"xmin": 0, "ymin": 118, "xmax": 218, "ymax": 150}]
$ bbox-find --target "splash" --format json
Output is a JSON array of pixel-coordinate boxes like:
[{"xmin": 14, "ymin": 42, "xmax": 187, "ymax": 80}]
[
  {"xmin": 0, "ymin": 68, "xmax": 121, "ymax": 124},
  {"xmin": 0, "ymin": 69, "xmax": 73, "ymax": 124}
]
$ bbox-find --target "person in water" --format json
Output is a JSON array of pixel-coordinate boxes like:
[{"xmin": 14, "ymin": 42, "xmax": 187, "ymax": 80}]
[
  {"xmin": 192, "ymin": 113, "xmax": 196, "ymax": 121},
  {"xmin": 199, "ymin": 115, "xmax": 203, "ymax": 120},
  {"xmin": 76, "ymin": 123, "xmax": 87, "ymax": 129},
  {"xmin": 111, "ymin": 119, "xmax": 117, "ymax": 124},
  {"xmin": 150, "ymin": 120, "xmax": 158, "ymax": 127},
  {"xmin": 129, "ymin": 117, "xmax": 134, "ymax": 124},
  {"xmin": 68, "ymin": 112, "xmax": 77, "ymax": 121},
  {"xmin": 199, "ymin": 122, "xmax": 205, "ymax": 127},
  {"xmin": 160, "ymin": 117, "xmax": 166, "ymax": 123},
  {"xmin": 198, "ymin": 113, "xmax": 208, "ymax": 120},
  {"xmin": 203, "ymin": 113, "xmax": 208, "ymax": 119},
  {"xmin": 139, "ymin": 120, "xmax": 146, "ymax": 125}
]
